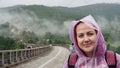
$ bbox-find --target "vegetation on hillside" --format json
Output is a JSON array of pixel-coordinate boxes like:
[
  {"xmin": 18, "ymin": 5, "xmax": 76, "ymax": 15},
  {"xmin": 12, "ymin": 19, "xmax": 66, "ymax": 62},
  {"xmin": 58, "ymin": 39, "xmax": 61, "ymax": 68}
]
[{"xmin": 0, "ymin": 3, "xmax": 120, "ymax": 53}]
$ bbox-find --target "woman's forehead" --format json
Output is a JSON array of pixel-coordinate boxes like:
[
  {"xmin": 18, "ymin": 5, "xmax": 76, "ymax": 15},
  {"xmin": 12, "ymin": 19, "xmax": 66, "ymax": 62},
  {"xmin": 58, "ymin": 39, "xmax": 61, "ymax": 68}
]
[
  {"xmin": 76, "ymin": 23, "xmax": 94, "ymax": 30},
  {"xmin": 75, "ymin": 22, "xmax": 96, "ymax": 33}
]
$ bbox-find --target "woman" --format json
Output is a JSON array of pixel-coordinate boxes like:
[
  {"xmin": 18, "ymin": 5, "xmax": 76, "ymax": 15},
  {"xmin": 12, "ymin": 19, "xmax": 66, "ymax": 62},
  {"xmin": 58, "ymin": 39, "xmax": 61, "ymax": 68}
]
[{"xmin": 63, "ymin": 15, "xmax": 120, "ymax": 68}]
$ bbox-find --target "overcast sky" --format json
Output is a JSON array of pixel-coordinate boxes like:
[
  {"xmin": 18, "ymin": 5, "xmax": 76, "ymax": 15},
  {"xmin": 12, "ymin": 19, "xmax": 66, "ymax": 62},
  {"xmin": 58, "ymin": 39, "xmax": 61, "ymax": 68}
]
[{"xmin": 0, "ymin": 0, "xmax": 120, "ymax": 8}]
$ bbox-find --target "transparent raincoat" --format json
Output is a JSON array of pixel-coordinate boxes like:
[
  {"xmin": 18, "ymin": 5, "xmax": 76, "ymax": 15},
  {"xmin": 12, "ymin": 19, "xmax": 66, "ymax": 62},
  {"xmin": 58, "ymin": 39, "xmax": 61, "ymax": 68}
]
[{"xmin": 63, "ymin": 15, "xmax": 120, "ymax": 68}]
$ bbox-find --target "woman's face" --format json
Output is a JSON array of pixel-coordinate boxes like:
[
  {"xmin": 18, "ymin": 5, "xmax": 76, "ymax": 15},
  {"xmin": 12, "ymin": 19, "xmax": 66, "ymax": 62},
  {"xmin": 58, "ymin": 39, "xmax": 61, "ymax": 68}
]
[{"xmin": 76, "ymin": 23, "xmax": 97, "ymax": 57}]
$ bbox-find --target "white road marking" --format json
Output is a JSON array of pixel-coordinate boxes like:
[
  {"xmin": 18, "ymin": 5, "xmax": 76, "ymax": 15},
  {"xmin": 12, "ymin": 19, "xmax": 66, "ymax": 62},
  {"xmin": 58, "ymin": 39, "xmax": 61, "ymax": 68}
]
[{"xmin": 38, "ymin": 47, "xmax": 62, "ymax": 68}]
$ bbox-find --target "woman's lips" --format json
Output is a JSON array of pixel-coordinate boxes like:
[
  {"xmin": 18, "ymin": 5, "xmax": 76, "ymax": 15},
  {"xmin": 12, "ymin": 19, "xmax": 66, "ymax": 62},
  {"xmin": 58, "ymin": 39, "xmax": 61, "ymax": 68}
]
[{"xmin": 84, "ymin": 44, "xmax": 91, "ymax": 47}]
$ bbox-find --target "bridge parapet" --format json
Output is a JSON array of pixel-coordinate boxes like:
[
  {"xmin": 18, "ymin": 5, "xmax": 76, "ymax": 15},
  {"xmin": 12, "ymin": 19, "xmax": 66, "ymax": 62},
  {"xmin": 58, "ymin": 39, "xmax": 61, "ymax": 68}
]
[{"xmin": 0, "ymin": 45, "xmax": 52, "ymax": 68}]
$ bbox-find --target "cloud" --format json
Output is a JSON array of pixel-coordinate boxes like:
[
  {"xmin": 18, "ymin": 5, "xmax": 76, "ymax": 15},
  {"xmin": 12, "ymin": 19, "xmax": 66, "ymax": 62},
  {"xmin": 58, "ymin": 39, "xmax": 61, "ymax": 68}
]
[
  {"xmin": 0, "ymin": 0, "xmax": 120, "ymax": 8},
  {"xmin": 0, "ymin": 8, "xmax": 71, "ymax": 36},
  {"xmin": 96, "ymin": 16, "xmax": 120, "ymax": 41}
]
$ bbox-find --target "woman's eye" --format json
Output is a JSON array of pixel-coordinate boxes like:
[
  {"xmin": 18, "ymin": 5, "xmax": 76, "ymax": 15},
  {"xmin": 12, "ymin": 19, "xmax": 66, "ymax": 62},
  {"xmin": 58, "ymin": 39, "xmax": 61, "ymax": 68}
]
[
  {"xmin": 88, "ymin": 33, "xmax": 94, "ymax": 36},
  {"xmin": 78, "ymin": 34, "xmax": 84, "ymax": 38}
]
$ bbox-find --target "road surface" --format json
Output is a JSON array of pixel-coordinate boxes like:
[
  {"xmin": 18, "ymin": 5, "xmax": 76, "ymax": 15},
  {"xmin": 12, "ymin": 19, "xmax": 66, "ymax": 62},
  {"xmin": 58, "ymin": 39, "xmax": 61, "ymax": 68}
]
[{"xmin": 13, "ymin": 46, "xmax": 70, "ymax": 68}]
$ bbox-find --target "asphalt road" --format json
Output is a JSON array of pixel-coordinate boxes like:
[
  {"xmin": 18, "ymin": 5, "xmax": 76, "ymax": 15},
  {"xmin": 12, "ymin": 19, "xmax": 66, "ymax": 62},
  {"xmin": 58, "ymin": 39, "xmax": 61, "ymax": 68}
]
[{"xmin": 13, "ymin": 46, "xmax": 70, "ymax": 68}]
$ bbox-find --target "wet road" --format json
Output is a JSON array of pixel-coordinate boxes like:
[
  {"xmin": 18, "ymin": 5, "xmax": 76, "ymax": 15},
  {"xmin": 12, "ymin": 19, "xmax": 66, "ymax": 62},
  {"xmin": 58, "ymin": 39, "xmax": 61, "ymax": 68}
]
[{"xmin": 13, "ymin": 46, "xmax": 70, "ymax": 68}]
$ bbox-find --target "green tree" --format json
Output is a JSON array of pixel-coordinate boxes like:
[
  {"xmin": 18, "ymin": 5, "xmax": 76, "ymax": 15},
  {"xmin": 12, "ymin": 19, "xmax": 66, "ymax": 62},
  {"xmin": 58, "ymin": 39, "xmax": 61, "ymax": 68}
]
[
  {"xmin": 115, "ymin": 46, "xmax": 120, "ymax": 54},
  {"xmin": 0, "ymin": 36, "xmax": 15, "ymax": 50}
]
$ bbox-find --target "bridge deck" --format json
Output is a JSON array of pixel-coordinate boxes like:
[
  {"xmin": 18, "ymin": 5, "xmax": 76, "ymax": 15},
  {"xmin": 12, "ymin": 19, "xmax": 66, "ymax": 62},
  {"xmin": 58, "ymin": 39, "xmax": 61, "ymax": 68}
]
[{"xmin": 13, "ymin": 46, "xmax": 70, "ymax": 68}]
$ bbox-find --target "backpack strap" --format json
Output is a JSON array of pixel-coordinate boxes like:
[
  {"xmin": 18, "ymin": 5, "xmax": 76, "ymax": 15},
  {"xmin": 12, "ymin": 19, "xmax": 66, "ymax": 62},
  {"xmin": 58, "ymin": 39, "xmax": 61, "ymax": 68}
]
[
  {"xmin": 68, "ymin": 51, "xmax": 117, "ymax": 68},
  {"xmin": 105, "ymin": 50, "xmax": 117, "ymax": 68},
  {"xmin": 68, "ymin": 52, "xmax": 78, "ymax": 68}
]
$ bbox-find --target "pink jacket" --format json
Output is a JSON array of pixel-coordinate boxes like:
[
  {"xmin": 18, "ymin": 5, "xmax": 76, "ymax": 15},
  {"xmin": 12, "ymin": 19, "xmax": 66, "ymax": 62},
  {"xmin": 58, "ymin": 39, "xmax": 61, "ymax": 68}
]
[{"xmin": 63, "ymin": 15, "xmax": 120, "ymax": 68}]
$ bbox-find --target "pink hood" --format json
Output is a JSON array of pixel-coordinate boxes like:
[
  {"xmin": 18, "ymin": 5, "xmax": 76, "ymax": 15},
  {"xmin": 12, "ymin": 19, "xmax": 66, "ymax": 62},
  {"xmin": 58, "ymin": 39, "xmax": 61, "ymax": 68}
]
[
  {"xmin": 69, "ymin": 15, "xmax": 108, "ymax": 68},
  {"xmin": 69, "ymin": 15, "xmax": 106, "ymax": 57},
  {"xmin": 63, "ymin": 15, "xmax": 120, "ymax": 68}
]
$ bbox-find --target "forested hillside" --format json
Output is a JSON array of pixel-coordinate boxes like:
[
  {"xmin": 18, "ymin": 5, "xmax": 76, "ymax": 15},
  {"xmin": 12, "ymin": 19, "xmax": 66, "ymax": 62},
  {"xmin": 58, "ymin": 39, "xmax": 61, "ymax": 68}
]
[{"xmin": 0, "ymin": 3, "xmax": 120, "ymax": 50}]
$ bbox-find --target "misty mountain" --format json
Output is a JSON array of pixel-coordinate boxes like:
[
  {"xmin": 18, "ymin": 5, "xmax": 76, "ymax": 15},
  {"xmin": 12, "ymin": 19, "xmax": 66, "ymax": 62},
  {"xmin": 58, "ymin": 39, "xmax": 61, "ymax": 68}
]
[
  {"xmin": 1, "ymin": 3, "xmax": 120, "ymax": 21},
  {"xmin": 0, "ymin": 3, "xmax": 120, "ymax": 40},
  {"xmin": 14, "ymin": 4, "xmax": 120, "ymax": 20}
]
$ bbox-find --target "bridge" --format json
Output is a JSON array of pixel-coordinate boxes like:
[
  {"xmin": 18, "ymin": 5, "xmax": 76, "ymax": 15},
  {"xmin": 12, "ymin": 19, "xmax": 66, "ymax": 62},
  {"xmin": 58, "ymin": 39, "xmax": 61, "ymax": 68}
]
[{"xmin": 0, "ymin": 45, "xmax": 70, "ymax": 68}]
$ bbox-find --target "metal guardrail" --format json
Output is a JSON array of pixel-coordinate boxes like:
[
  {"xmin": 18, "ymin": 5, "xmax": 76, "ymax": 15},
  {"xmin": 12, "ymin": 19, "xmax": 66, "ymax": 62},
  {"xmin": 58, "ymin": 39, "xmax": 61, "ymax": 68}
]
[{"xmin": 0, "ymin": 46, "xmax": 52, "ymax": 68}]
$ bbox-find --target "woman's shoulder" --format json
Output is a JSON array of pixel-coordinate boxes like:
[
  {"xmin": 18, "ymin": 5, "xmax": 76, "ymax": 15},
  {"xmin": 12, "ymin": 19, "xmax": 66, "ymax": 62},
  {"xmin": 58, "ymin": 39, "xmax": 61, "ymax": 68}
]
[
  {"xmin": 116, "ymin": 53, "xmax": 120, "ymax": 68},
  {"xmin": 116, "ymin": 53, "xmax": 120, "ymax": 59}
]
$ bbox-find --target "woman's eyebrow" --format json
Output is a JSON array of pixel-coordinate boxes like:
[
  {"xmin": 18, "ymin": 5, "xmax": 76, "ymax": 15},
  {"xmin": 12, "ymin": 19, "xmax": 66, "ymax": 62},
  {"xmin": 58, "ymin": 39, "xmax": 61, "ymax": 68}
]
[
  {"xmin": 88, "ymin": 30, "xmax": 95, "ymax": 32},
  {"xmin": 88, "ymin": 31, "xmax": 94, "ymax": 33}
]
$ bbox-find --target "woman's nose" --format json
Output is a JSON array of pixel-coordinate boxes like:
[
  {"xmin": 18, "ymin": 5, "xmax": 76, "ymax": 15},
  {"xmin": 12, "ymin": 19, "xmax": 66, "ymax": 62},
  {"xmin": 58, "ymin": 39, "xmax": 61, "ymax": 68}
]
[{"xmin": 84, "ymin": 35, "xmax": 89, "ymax": 42}]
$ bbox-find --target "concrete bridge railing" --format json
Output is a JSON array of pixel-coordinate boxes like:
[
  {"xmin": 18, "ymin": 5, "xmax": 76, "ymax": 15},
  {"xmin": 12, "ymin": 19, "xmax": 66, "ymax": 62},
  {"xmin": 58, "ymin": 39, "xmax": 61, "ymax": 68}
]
[{"xmin": 0, "ymin": 46, "xmax": 52, "ymax": 68}]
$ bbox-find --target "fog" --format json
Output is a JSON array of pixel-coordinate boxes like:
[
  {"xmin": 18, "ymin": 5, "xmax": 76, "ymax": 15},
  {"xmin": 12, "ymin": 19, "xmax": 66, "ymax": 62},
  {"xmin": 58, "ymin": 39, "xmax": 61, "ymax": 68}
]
[
  {"xmin": 0, "ymin": 9, "xmax": 72, "ymax": 36},
  {"xmin": 96, "ymin": 16, "xmax": 120, "ymax": 41},
  {"xmin": 0, "ymin": 8, "xmax": 120, "ymax": 41}
]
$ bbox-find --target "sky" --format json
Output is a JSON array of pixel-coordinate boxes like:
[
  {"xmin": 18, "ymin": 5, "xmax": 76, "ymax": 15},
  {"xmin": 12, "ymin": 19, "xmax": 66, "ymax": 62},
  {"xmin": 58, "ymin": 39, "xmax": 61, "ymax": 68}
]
[{"xmin": 0, "ymin": 0, "xmax": 120, "ymax": 8}]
